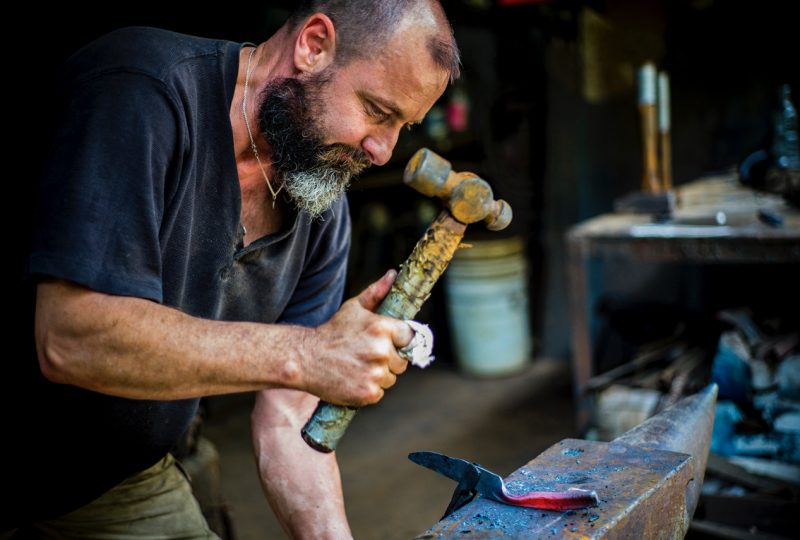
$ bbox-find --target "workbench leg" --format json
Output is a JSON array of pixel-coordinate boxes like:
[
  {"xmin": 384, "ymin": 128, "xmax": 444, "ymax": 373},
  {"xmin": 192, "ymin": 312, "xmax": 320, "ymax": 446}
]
[{"xmin": 567, "ymin": 238, "xmax": 593, "ymax": 434}]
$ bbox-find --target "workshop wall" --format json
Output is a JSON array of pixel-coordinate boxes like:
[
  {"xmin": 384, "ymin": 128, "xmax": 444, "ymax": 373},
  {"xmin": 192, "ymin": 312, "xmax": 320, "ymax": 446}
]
[
  {"xmin": 535, "ymin": 0, "xmax": 800, "ymax": 358},
  {"xmin": 13, "ymin": 0, "xmax": 799, "ymax": 362}
]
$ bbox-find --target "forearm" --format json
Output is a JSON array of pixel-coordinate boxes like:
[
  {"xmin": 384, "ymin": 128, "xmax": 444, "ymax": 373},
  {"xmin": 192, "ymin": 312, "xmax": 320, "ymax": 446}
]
[
  {"xmin": 252, "ymin": 389, "xmax": 352, "ymax": 540},
  {"xmin": 35, "ymin": 279, "xmax": 310, "ymax": 399},
  {"xmin": 36, "ymin": 271, "xmax": 412, "ymax": 405}
]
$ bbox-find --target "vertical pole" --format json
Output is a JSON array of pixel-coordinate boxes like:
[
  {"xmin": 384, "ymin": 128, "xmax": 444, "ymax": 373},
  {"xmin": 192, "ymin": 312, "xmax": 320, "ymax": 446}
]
[
  {"xmin": 639, "ymin": 63, "xmax": 660, "ymax": 193},
  {"xmin": 567, "ymin": 234, "xmax": 593, "ymax": 434},
  {"xmin": 659, "ymin": 71, "xmax": 673, "ymax": 191}
]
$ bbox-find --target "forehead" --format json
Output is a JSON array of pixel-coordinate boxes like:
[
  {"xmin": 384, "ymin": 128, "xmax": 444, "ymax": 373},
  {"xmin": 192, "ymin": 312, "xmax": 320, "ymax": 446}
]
[{"xmin": 337, "ymin": 28, "xmax": 450, "ymax": 122}]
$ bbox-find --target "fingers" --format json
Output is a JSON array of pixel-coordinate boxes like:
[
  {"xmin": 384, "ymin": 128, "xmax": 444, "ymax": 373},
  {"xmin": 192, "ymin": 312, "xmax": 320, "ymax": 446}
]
[
  {"xmin": 365, "ymin": 319, "xmax": 409, "ymax": 373},
  {"xmin": 388, "ymin": 354, "xmax": 409, "ymax": 376},
  {"xmin": 357, "ymin": 269, "xmax": 397, "ymax": 311},
  {"xmin": 312, "ymin": 275, "xmax": 423, "ymax": 406},
  {"xmin": 393, "ymin": 320, "xmax": 415, "ymax": 349},
  {"xmin": 381, "ymin": 369, "xmax": 398, "ymax": 390}
]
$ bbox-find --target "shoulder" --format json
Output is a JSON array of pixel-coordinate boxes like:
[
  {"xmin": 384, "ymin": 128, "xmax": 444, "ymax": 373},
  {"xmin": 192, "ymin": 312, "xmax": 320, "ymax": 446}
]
[{"xmin": 60, "ymin": 26, "xmax": 235, "ymax": 87}]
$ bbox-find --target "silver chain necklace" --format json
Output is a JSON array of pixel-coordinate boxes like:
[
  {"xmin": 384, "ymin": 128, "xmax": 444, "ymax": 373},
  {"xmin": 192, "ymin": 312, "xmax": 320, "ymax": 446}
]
[{"xmin": 242, "ymin": 46, "xmax": 283, "ymax": 208}]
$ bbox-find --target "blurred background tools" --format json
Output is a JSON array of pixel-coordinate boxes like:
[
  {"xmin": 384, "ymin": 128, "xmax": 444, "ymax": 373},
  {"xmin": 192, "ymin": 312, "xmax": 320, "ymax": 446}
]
[{"xmin": 614, "ymin": 62, "xmax": 676, "ymax": 217}]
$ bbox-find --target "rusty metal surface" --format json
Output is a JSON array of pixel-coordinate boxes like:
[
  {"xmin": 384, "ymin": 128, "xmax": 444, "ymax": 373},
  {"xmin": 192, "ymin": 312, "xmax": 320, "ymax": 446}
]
[
  {"xmin": 614, "ymin": 383, "xmax": 717, "ymax": 518},
  {"xmin": 446, "ymin": 173, "xmax": 494, "ymax": 225},
  {"xmin": 418, "ymin": 386, "xmax": 717, "ymax": 539},
  {"xmin": 409, "ymin": 451, "xmax": 598, "ymax": 515},
  {"xmin": 404, "ymin": 147, "xmax": 454, "ymax": 198},
  {"xmin": 417, "ymin": 439, "xmax": 693, "ymax": 539},
  {"xmin": 404, "ymin": 149, "xmax": 512, "ymax": 230}
]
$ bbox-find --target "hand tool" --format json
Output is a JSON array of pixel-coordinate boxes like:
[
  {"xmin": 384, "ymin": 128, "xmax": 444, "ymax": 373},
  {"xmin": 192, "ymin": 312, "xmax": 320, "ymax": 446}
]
[
  {"xmin": 301, "ymin": 148, "xmax": 512, "ymax": 453},
  {"xmin": 409, "ymin": 451, "xmax": 599, "ymax": 519},
  {"xmin": 658, "ymin": 71, "xmax": 673, "ymax": 191},
  {"xmin": 638, "ymin": 62, "xmax": 661, "ymax": 193}
]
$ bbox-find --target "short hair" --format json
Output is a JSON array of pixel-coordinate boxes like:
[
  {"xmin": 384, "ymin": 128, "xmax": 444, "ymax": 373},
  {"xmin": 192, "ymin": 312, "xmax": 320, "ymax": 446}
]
[{"xmin": 288, "ymin": 0, "xmax": 461, "ymax": 82}]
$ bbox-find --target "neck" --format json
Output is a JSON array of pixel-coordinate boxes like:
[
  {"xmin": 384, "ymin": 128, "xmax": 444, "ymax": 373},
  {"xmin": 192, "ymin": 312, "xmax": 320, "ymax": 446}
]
[
  {"xmin": 230, "ymin": 29, "xmax": 295, "ymax": 244},
  {"xmin": 230, "ymin": 28, "xmax": 294, "ymax": 165}
]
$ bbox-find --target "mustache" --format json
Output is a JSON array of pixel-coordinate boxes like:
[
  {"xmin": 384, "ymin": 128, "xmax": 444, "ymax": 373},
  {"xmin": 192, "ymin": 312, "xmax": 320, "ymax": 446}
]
[{"xmin": 317, "ymin": 144, "xmax": 372, "ymax": 175}]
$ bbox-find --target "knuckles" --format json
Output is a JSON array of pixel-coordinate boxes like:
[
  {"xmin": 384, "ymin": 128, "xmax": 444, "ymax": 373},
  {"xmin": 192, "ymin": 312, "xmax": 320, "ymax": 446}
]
[
  {"xmin": 364, "ymin": 339, "xmax": 394, "ymax": 361},
  {"xmin": 319, "ymin": 294, "xmax": 412, "ymax": 406},
  {"xmin": 360, "ymin": 384, "xmax": 384, "ymax": 405}
]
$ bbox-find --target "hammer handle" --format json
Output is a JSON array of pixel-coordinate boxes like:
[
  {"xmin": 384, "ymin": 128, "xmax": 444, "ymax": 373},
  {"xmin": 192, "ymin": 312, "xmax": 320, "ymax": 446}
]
[
  {"xmin": 639, "ymin": 103, "xmax": 660, "ymax": 193},
  {"xmin": 302, "ymin": 211, "xmax": 467, "ymax": 452}
]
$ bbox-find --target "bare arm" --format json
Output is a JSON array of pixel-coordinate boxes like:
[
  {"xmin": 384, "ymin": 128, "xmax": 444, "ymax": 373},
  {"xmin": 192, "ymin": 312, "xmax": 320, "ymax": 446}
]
[
  {"xmin": 35, "ymin": 271, "xmax": 411, "ymax": 405},
  {"xmin": 252, "ymin": 389, "xmax": 352, "ymax": 540}
]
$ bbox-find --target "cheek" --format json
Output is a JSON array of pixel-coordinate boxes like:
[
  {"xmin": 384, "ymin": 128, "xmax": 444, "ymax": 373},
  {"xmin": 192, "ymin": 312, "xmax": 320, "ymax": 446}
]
[{"xmin": 316, "ymin": 96, "xmax": 368, "ymax": 146}]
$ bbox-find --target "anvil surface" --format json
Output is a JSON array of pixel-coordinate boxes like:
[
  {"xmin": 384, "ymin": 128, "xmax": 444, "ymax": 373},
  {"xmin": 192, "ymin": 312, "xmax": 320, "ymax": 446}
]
[{"xmin": 416, "ymin": 438, "xmax": 694, "ymax": 539}]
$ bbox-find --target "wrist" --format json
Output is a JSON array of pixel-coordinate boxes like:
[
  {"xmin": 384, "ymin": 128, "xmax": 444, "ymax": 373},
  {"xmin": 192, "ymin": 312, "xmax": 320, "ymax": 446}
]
[{"xmin": 280, "ymin": 325, "xmax": 316, "ymax": 392}]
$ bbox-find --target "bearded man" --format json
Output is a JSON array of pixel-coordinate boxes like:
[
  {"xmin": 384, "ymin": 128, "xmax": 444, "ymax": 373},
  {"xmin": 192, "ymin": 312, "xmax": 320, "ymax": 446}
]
[{"xmin": 3, "ymin": 1, "xmax": 459, "ymax": 538}]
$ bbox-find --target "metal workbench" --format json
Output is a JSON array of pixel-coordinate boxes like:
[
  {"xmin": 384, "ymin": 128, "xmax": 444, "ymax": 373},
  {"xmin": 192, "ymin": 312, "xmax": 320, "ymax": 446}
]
[{"xmin": 566, "ymin": 174, "xmax": 800, "ymax": 433}]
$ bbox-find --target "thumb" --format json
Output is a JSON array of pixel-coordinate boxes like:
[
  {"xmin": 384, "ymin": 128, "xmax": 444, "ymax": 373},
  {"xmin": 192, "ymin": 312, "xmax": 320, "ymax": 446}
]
[{"xmin": 357, "ymin": 269, "xmax": 397, "ymax": 311}]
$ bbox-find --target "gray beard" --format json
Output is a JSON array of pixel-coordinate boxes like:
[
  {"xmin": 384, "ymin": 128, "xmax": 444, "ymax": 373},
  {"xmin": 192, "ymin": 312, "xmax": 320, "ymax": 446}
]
[
  {"xmin": 283, "ymin": 169, "xmax": 352, "ymax": 219},
  {"xmin": 256, "ymin": 76, "xmax": 371, "ymax": 218}
]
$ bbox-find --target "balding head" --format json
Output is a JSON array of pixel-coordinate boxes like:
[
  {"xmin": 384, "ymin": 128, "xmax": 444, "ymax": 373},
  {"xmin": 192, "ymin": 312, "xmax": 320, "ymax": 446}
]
[{"xmin": 288, "ymin": 0, "xmax": 461, "ymax": 82}]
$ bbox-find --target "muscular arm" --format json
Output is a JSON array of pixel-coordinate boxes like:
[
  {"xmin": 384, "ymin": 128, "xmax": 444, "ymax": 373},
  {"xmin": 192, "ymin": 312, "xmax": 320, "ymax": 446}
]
[
  {"xmin": 35, "ymin": 271, "xmax": 411, "ymax": 405},
  {"xmin": 252, "ymin": 389, "xmax": 352, "ymax": 540}
]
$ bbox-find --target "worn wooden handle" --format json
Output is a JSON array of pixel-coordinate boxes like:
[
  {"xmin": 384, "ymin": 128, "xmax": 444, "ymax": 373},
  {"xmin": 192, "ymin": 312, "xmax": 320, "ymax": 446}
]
[
  {"xmin": 640, "ymin": 103, "xmax": 660, "ymax": 193},
  {"xmin": 301, "ymin": 212, "xmax": 467, "ymax": 452}
]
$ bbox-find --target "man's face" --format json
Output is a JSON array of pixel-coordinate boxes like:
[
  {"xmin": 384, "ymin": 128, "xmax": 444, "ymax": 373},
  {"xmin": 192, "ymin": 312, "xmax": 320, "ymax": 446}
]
[
  {"xmin": 258, "ymin": 25, "xmax": 450, "ymax": 218},
  {"xmin": 258, "ymin": 75, "xmax": 370, "ymax": 218}
]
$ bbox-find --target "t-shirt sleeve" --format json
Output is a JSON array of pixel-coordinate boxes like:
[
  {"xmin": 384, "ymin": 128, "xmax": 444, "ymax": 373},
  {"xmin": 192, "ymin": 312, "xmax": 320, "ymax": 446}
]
[
  {"xmin": 278, "ymin": 197, "xmax": 352, "ymax": 327},
  {"xmin": 28, "ymin": 71, "xmax": 183, "ymax": 303}
]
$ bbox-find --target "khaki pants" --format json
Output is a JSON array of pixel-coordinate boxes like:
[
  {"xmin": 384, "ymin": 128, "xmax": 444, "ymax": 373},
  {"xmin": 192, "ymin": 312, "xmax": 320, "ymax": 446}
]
[{"xmin": 2, "ymin": 454, "xmax": 219, "ymax": 540}]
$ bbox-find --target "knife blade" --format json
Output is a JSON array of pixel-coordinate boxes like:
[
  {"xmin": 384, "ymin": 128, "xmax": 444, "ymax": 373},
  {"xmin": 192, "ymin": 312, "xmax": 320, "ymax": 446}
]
[{"xmin": 409, "ymin": 451, "xmax": 599, "ymax": 512}]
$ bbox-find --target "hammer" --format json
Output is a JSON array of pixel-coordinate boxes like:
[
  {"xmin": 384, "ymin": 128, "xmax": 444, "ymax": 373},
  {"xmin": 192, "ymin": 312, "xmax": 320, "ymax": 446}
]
[{"xmin": 301, "ymin": 148, "xmax": 512, "ymax": 453}]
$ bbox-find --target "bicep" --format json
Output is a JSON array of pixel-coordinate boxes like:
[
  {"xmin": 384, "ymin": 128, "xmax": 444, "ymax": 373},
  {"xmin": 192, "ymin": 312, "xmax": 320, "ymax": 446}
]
[
  {"xmin": 30, "ymin": 72, "xmax": 183, "ymax": 303},
  {"xmin": 34, "ymin": 278, "xmax": 151, "ymax": 379},
  {"xmin": 36, "ymin": 279, "xmax": 111, "ymax": 338}
]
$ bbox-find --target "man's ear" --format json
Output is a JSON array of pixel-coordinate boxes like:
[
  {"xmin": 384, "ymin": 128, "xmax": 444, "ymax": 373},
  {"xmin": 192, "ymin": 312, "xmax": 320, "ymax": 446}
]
[{"xmin": 294, "ymin": 13, "xmax": 336, "ymax": 73}]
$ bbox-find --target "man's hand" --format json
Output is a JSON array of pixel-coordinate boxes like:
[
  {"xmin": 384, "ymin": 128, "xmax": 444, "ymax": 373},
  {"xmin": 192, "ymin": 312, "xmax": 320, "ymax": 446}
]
[{"xmin": 301, "ymin": 270, "xmax": 414, "ymax": 407}]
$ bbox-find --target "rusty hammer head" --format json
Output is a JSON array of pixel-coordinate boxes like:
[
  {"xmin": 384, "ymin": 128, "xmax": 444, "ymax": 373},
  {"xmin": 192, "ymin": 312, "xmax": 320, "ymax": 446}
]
[{"xmin": 403, "ymin": 148, "xmax": 512, "ymax": 231}]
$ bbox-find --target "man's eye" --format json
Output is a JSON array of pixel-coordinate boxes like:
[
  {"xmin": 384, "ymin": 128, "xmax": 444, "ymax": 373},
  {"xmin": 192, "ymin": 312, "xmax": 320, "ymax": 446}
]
[{"xmin": 367, "ymin": 102, "xmax": 390, "ymax": 121}]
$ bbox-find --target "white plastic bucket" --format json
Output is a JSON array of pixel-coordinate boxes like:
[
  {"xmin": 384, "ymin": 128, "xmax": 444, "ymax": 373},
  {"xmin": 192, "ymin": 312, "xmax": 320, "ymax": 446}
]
[{"xmin": 444, "ymin": 237, "xmax": 532, "ymax": 376}]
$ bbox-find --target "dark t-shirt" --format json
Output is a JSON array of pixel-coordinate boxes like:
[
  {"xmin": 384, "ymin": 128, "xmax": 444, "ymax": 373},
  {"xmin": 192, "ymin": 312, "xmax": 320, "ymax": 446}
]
[{"xmin": 4, "ymin": 27, "xmax": 350, "ymax": 527}]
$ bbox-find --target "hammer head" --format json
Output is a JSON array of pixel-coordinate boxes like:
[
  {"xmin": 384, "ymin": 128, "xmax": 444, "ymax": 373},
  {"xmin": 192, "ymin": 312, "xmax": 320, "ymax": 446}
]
[{"xmin": 404, "ymin": 148, "xmax": 512, "ymax": 231}]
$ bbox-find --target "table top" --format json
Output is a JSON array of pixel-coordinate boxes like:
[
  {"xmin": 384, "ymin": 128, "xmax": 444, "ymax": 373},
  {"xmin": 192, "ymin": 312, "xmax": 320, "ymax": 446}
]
[
  {"xmin": 567, "ymin": 174, "xmax": 800, "ymax": 262},
  {"xmin": 569, "ymin": 173, "xmax": 800, "ymax": 241}
]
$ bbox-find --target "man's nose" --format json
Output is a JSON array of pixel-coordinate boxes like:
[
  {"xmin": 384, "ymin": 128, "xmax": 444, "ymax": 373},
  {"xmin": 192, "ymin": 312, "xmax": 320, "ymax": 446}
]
[{"xmin": 362, "ymin": 128, "xmax": 400, "ymax": 166}]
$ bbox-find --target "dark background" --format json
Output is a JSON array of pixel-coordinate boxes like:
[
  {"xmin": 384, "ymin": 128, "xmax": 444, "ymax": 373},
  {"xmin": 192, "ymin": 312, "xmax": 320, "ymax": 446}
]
[
  {"xmin": 13, "ymin": 0, "xmax": 799, "ymax": 362},
  {"xmin": 9, "ymin": 2, "xmax": 799, "ymax": 538}
]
